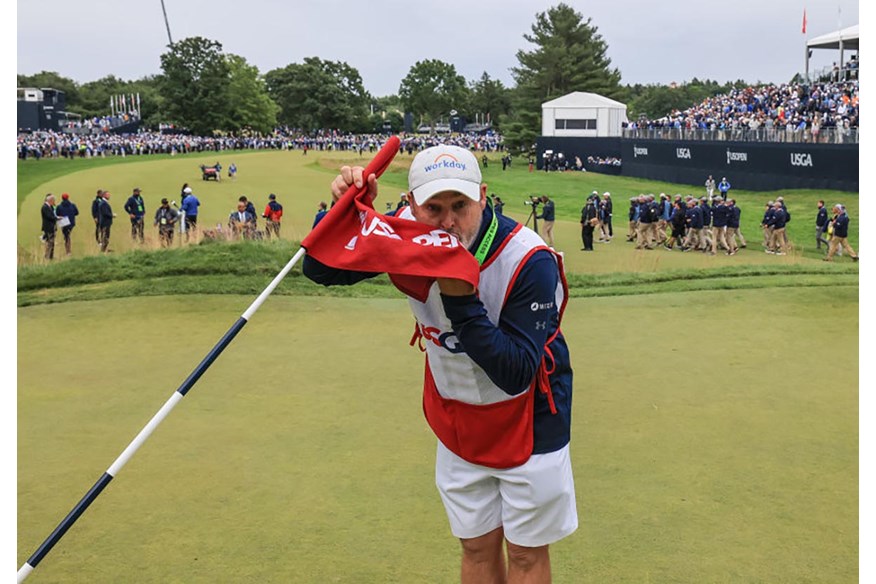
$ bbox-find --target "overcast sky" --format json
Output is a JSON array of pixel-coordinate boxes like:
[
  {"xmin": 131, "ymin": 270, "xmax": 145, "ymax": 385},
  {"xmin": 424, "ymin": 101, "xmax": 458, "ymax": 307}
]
[{"xmin": 16, "ymin": 0, "xmax": 861, "ymax": 97}]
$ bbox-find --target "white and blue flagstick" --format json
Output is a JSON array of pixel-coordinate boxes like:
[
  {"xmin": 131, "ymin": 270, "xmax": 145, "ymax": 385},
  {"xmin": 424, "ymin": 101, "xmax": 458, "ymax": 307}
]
[{"xmin": 17, "ymin": 247, "xmax": 308, "ymax": 583}]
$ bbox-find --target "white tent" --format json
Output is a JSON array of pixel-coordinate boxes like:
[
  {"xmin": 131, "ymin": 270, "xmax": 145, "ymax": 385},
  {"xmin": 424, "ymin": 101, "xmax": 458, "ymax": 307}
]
[
  {"xmin": 805, "ymin": 24, "xmax": 858, "ymax": 81},
  {"xmin": 541, "ymin": 92, "xmax": 628, "ymax": 138}
]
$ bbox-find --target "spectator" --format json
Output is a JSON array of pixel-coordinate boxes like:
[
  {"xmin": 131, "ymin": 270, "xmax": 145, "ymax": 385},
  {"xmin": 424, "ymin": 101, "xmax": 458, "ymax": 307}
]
[
  {"xmin": 229, "ymin": 201, "xmax": 255, "ymax": 239},
  {"xmin": 154, "ymin": 198, "xmax": 179, "ymax": 247},
  {"xmin": 40, "ymin": 193, "xmax": 57, "ymax": 260},
  {"xmin": 124, "ymin": 187, "xmax": 146, "ymax": 243},
  {"xmin": 313, "ymin": 201, "xmax": 328, "ymax": 228},
  {"xmin": 824, "ymin": 204, "xmax": 859, "ymax": 262},
  {"xmin": 263, "ymin": 194, "xmax": 283, "ymax": 240},
  {"xmin": 55, "ymin": 193, "xmax": 79, "ymax": 256}
]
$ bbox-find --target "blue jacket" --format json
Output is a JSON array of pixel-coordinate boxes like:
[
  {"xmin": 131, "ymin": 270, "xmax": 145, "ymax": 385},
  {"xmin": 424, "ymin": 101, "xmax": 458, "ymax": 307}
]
[
  {"xmin": 728, "ymin": 205, "xmax": 741, "ymax": 229},
  {"xmin": 712, "ymin": 204, "xmax": 730, "ymax": 228},
  {"xmin": 768, "ymin": 208, "xmax": 787, "ymax": 229},
  {"xmin": 56, "ymin": 200, "xmax": 79, "ymax": 227},
  {"xmin": 124, "ymin": 195, "xmax": 145, "ymax": 218},
  {"xmin": 687, "ymin": 205, "xmax": 704, "ymax": 229},
  {"xmin": 833, "ymin": 213, "xmax": 850, "ymax": 238},
  {"xmin": 538, "ymin": 200, "xmax": 555, "ymax": 222},
  {"xmin": 303, "ymin": 204, "xmax": 573, "ymax": 456},
  {"xmin": 700, "ymin": 203, "xmax": 712, "ymax": 226},
  {"xmin": 719, "ymin": 180, "xmax": 731, "ymax": 193},
  {"xmin": 181, "ymin": 195, "xmax": 200, "ymax": 217}
]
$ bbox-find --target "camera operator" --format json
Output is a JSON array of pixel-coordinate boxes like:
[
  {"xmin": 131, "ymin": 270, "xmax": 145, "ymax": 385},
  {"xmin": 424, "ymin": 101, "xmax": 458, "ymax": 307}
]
[{"xmin": 537, "ymin": 195, "xmax": 556, "ymax": 247}]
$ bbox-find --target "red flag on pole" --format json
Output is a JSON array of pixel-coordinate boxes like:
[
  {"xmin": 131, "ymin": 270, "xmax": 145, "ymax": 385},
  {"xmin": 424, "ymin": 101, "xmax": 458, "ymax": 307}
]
[
  {"xmin": 302, "ymin": 136, "xmax": 480, "ymax": 302},
  {"xmin": 802, "ymin": 8, "xmax": 807, "ymax": 34}
]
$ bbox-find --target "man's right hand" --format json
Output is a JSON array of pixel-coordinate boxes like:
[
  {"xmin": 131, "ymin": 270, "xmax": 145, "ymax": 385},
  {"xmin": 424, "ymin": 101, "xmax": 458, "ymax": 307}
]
[{"xmin": 331, "ymin": 166, "xmax": 378, "ymax": 204}]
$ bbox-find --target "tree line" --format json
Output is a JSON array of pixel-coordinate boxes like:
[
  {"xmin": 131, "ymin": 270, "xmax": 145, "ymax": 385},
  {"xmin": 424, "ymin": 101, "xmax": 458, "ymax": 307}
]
[{"xmin": 17, "ymin": 3, "xmax": 751, "ymax": 153}]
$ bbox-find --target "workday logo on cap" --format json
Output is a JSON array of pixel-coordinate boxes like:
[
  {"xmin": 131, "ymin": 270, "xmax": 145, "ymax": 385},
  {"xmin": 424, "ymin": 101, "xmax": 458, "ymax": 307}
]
[{"xmin": 409, "ymin": 145, "xmax": 482, "ymax": 205}]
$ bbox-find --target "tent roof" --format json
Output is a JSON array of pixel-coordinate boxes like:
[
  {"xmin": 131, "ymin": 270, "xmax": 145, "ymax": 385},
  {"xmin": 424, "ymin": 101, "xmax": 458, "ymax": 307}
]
[
  {"xmin": 542, "ymin": 92, "xmax": 626, "ymax": 109},
  {"xmin": 807, "ymin": 24, "xmax": 859, "ymax": 50}
]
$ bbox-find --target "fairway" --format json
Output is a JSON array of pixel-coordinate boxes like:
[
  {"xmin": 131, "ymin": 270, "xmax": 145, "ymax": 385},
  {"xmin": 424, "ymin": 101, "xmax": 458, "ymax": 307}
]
[{"xmin": 18, "ymin": 290, "xmax": 857, "ymax": 583}]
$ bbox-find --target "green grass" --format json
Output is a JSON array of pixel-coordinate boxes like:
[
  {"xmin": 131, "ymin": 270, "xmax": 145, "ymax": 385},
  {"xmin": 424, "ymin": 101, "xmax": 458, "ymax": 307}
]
[
  {"xmin": 17, "ymin": 146, "xmax": 859, "ymax": 583},
  {"xmin": 18, "ymin": 291, "xmax": 858, "ymax": 583}
]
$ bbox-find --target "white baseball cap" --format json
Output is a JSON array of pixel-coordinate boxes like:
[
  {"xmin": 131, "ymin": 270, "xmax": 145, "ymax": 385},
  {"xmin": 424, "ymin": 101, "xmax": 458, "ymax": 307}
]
[
  {"xmin": 183, "ymin": 187, "xmax": 192, "ymax": 194},
  {"xmin": 408, "ymin": 145, "xmax": 482, "ymax": 205}
]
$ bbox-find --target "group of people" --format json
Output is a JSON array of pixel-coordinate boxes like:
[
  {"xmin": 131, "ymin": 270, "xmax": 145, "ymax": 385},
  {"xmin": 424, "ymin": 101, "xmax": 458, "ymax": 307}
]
[
  {"xmin": 17, "ymin": 128, "xmax": 506, "ymax": 161},
  {"xmin": 37, "ymin": 183, "xmax": 286, "ymax": 258},
  {"xmin": 626, "ymin": 79, "xmax": 859, "ymax": 142}
]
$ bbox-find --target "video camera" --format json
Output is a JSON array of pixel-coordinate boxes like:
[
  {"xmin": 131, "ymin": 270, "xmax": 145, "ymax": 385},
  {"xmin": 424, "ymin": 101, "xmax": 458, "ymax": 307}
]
[{"xmin": 524, "ymin": 195, "xmax": 541, "ymax": 207}]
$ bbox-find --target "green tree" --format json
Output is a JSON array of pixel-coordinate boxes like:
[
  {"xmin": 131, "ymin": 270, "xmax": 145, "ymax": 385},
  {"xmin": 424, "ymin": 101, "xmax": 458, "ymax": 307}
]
[
  {"xmin": 467, "ymin": 72, "xmax": 511, "ymax": 128},
  {"xmin": 504, "ymin": 3, "xmax": 623, "ymax": 152},
  {"xmin": 398, "ymin": 59, "xmax": 469, "ymax": 129},
  {"xmin": 265, "ymin": 57, "xmax": 370, "ymax": 131},
  {"xmin": 225, "ymin": 54, "xmax": 278, "ymax": 134},
  {"xmin": 17, "ymin": 71, "xmax": 81, "ymax": 109},
  {"xmin": 159, "ymin": 36, "xmax": 232, "ymax": 134}
]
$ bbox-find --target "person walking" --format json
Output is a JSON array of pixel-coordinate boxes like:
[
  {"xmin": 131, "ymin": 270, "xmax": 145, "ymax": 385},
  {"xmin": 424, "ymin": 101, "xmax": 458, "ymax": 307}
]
[
  {"xmin": 55, "ymin": 193, "xmax": 79, "ymax": 256},
  {"xmin": 91, "ymin": 189, "xmax": 104, "ymax": 244},
  {"xmin": 154, "ymin": 198, "xmax": 179, "ymax": 247},
  {"xmin": 824, "ymin": 204, "xmax": 859, "ymax": 262},
  {"xmin": 97, "ymin": 191, "xmax": 115, "ymax": 252},
  {"xmin": 766, "ymin": 201, "xmax": 788, "ymax": 255},
  {"xmin": 815, "ymin": 200, "xmax": 830, "ymax": 250},
  {"xmin": 705, "ymin": 175, "xmax": 716, "ymax": 200},
  {"xmin": 40, "ymin": 193, "xmax": 58, "ymax": 260},
  {"xmin": 124, "ymin": 187, "xmax": 146, "ymax": 243},
  {"xmin": 718, "ymin": 177, "xmax": 731, "ymax": 200},
  {"xmin": 263, "ymin": 194, "xmax": 284, "ymax": 240},
  {"xmin": 303, "ymin": 144, "xmax": 576, "ymax": 584}
]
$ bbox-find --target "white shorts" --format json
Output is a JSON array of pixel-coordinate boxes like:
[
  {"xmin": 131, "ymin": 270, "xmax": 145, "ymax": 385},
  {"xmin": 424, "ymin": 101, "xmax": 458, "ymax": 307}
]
[{"xmin": 435, "ymin": 441, "xmax": 578, "ymax": 548}]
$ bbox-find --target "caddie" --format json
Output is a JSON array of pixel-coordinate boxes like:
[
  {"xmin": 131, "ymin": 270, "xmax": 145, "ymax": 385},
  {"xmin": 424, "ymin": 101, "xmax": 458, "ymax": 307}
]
[{"xmin": 303, "ymin": 144, "xmax": 577, "ymax": 584}]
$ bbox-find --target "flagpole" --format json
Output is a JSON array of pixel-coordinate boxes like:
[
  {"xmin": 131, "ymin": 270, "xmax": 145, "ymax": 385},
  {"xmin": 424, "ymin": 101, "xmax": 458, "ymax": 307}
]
[{"xmin": 17, "ymin": 248, "xmax": 307, "ymax": 583}]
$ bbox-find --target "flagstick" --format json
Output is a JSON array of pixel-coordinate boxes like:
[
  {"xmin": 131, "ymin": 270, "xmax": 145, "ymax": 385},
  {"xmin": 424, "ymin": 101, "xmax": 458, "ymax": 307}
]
[{"xmin": 17, "ymin": 247, "xmax": 307, "ymax": 583}]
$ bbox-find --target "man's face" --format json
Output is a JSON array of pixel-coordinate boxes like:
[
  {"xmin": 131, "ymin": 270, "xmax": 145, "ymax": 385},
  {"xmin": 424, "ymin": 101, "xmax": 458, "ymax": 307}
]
[
  {"xmin": 238, "ymin": 202, "xmax": 246, "ymax": 212},
  {"xmin": 410, "ymin": 186, "xmax": 487, "ymax": 249}
]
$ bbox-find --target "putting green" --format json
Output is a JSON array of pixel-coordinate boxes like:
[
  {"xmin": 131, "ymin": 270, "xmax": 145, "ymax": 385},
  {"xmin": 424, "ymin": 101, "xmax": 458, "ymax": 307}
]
[{"xmin": 18, "ymin": 288, "xmax": 857, "ymax": 582}]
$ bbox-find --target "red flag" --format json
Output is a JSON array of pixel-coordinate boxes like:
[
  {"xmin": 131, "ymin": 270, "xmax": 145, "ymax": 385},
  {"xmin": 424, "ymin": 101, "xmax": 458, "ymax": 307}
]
[
  {"xmin": 802, "ymin": 9, "xmax": 807, "ymax": 34},
  {"xmin": 302, "ymin": 136, "xmax": 480, "ymax": 302}
]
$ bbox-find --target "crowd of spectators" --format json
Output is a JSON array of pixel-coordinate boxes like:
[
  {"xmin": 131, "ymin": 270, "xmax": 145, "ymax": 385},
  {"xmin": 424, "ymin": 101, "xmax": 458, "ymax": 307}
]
[
  {"xmin": 626, "ymin": 79, "xmax": 859, "ymax": 143},
  {"xmin": 16, "ymin": 127, "xmax": 505, "ymax": 161},
  {"xmin": 62, "ymin": 112, "xmax": 140, "ymax": 133}
]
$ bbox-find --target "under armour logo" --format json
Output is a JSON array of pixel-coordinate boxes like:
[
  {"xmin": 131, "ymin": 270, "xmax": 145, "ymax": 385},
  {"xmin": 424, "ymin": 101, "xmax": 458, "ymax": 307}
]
[{"xmin": 535, "ymin": 321, "xmax": 546, "ymax": 330}]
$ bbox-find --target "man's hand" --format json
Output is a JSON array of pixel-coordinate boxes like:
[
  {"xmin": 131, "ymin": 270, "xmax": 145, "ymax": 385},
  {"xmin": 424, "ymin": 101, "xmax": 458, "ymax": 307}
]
[
  {"xmin": 331, "ymin": 166, "xmax": 378, "ymax": 204},
  {"xmin": 437, "ymin": 278, "xmax": 476, "ymax": 296}
]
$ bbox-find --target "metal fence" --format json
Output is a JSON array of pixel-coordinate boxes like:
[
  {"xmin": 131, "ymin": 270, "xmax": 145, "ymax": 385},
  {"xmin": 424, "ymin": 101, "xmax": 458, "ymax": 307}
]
[{"xmin": 622, "ymin": 126, "xmax": 858, "ymax": 144}]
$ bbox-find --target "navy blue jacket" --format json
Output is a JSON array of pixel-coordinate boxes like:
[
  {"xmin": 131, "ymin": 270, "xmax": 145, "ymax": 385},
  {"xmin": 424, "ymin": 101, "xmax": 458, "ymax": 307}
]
[
  {"xmin": 97, "ymin": 199, "xmax": 114, "ymax": 227},
  {"xmin": 538, "ymin": 200, "xmax": 555, "ymax": 222},
  {"xmin": 816, "ymin": 207, "xmax": 829, "ymax": 227},
  {"xmin": 700, "ymin": 203, "xmax": 712, "ymax": 226},
  {"xmin": 768, "ymin": 208, "xmax": 786, "ymax": 229},
  {"xmin": 303, "ymin": 204, "xmax": 573, "ymax": 456},
  {"xmin": 712, "ymin": 204, "xmax": 730, "ymax": 228},
  {"xmin": 833, "ymin": 213, "xmax": 850, "ymax": 238},
  {"xmin": 56, "ymin": 200, "xmax": 79, "ymax": 227},
  {"xmin": 686, "ymin": 206, "xmax": 704, "ymax": 229},
  {"xmin": 728, "ymin": 205, "xmax": 741, "ymax": 229},
  {"xmin": 124, "ymin": 195, "xmax": 146, "ymax": 218}
]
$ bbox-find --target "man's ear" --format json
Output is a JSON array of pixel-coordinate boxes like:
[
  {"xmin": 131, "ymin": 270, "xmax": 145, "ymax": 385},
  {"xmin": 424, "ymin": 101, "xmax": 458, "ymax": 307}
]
[{"xmin": 479, "ymin": 184, "xmax": 488, "ymax": 209}]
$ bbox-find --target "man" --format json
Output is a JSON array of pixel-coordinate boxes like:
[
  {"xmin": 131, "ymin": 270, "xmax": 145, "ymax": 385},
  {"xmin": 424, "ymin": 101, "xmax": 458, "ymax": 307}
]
[
  {"xmin": 705, "ymin": 175, "xmax": 716, "ymax": 200},
  {"xmin": 698, "ymin": 197, "xmax": 713, "ymax": 251},
  {"xmin": 263, "ymin": 194, "xmax": 284, "ymax": 240},
  {"xmin": 537, "ymin": 195, "xmax": 555, "ymax": 247},
  {"xmin": 761, "ymin": 201, "xmax": 775, "ymax": 249},
  {"xmin": 229, "ymin": 201, "xmax": 255, "ymax": 239},
  {"xmin": 154, "ymin": 198, "xmax": 179, "ymax": 247},
  {"xmin": 766, "ymin": 201, "xmax": 788, "ymax": 255},
  {"xmin": 635, "ymin": 194, "xmax": 653, "ymax": 250},
  {"xmin": 313, "ymin": 201, "xmax": 328, "ymax": 228},
  {"xmin": 777, "ymin": 196, "xmax": 791, "ymax": 248},
  {"xmin": 228, "ymin": 162, "xmax": 237, "ymax": 180},
  {"xmin": 239, "ymin": 196, "xmax": 258, "ymax": 231},
  {"xmin": 709, "ymin": 198, "xmax": 730, "ymax": 255},
  {"xmin": 397, "ymin": 193, "xmax": 410, "ymax": 210},
  {"xmin": 492, "ymin": 196, "xmax": 504, "ymax": 216},
  {"xmin": 718, "ymin": 177, "xmax": 731, "ymax": 200},
  {"xmin": 724, "ymin": 199, "xmax": 740, "ymax": 255},
  {"xmin": 181, "ymin": 188, "xmax": 201, "ymax": 239},
  {"xmin": 97, "ymin": 191, "xmax": 115, "ymax": 252},
  {"xmin": 91, "ymin": 189, "xmax": 104, "ymax": 243},
  {"xmin": 124, "ymin": 187, "xmax": 146, "ymax": 243},
  {"xmin": 600, "ymin": 192, "xmax": 613, "ymax": 241},
  {"xmin": 581, "ymin": 194, "xmax": 598, "ymax": 251},
  {"xmin": 815, "ymin": 200, "xmax": 830, "ymax": 250},
  {"xmin": 40, "ymin": 193, "xmax": 57, "ymax": 260},
  {"xmin": 55, "ymin": 193, "xmax": 79, "ymax": 256},
  {"xmin": 683, "ymin": 197, "xmax": 704, "ymax": 251},
  {"xmin": 824, "ymin": 204, "xmax": 859, "ymax": 262},
  {"xmin": 627, "ymin": 197, "xmax": 639, "ymax": 242},
  {"xmin": 303, "ymin": 144, "xmax": 576, "ymax": 584},
  {"xmin": 664, "ymin": 200, "xmax": 687, "ymax": 250}
]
